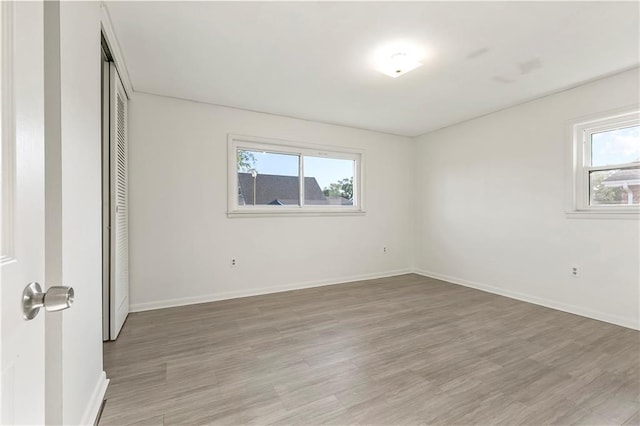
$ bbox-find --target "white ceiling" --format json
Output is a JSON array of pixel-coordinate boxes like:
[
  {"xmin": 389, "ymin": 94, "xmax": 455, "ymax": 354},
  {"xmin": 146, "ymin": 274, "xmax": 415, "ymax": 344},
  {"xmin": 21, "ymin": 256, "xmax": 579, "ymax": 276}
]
[{"xmin": 106, "ymin": 1, "xmax": 639, "ymax": 137}]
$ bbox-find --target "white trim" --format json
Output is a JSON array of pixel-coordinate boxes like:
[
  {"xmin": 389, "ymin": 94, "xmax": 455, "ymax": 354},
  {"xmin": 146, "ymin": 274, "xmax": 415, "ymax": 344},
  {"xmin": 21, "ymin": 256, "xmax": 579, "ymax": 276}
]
[
  {"xmin": 413, "ymin": 269, "xmax": 639, "ymax": 331},
  {"xmin": 131, "ymin": 267, "xmax": 639, "ymax": 330},
  {"xmin": 130, "ymin": 269, "xmax": 411, "ymax": 312},
  {"xmin": 565, "ymin": 211, "xmax": 639, "ymax": 220},
  {"xmin": 1, "ymin": 0, "xmax": 15, "ymax": 264},
  {"xmin": 228, "ymin": 210, "xmax": 366, "ymax": 218},
  {"xmin": 227, "ymin": 133, "xmax": 365, "ymax": 216},
  {"xmin": 100, "ymin": 3, "xmax": 133, "ymax": 99},
  {"xmin": 79, "ymin": 371, "xmax": 109, "ymax": 426}
]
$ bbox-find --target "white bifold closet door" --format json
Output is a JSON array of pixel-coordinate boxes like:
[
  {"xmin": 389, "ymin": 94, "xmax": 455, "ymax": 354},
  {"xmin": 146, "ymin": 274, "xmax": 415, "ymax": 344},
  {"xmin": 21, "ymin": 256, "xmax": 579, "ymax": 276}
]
[{"xmin": 110, "ymin": 63, "xmax": 129, "ymax": 339}]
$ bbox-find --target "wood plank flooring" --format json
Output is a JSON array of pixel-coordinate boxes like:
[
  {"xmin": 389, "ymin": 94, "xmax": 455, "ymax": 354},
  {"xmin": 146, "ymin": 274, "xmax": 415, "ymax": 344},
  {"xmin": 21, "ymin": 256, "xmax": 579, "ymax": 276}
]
[{"xmin": 101, "ymin": 274, "xmax": 639, "ymax": 425}]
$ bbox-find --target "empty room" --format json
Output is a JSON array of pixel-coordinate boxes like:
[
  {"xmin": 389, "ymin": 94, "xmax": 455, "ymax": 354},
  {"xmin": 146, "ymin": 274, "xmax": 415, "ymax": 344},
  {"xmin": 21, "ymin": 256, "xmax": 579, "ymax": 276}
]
[{"xmin": 1, "ymin": 1, "xmax": 639, "ymax": 425}]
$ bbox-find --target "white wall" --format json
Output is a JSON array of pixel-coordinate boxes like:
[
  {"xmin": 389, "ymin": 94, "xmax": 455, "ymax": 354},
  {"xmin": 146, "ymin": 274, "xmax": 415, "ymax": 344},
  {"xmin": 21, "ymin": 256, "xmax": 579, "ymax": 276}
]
[
  {"xmin": 58, "ymin": 2, "xmax": 106, "ymax": 424},
  {"xmin": 128, "ymin": 93, "xmax": 414, "ymax": 311},
  {"xmin": 128, "ymin": 70, "xmax": 639, "ymax": 329},
  {"xmin": 414, "ymin": 68, "xmax": 640, "ymax": 330}
]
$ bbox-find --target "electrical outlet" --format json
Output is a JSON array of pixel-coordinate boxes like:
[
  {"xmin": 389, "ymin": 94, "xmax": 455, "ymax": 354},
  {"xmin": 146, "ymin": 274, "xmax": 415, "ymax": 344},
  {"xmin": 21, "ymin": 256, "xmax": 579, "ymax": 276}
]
[
  {"xmin": 571, "ymin": 266, "xmax": 579, "ymax": 277},
  {"xmin": 383, "ymin": 246, "xmax": 388, "ymax": 254},
  {"xmin": 231, "ymin": 258, "xmax": 237, "ymax": 267}
]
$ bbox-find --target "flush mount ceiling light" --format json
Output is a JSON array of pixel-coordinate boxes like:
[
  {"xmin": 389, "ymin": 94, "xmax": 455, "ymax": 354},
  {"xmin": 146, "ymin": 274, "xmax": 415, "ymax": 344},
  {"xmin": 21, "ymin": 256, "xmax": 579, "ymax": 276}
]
[
  {"xmin": 379, "ymin": 52, "xmax": 422, "ymax": 78},
  {"xmin": 374, "ymin": 42, "xmax": 425, "ymax": 78}
]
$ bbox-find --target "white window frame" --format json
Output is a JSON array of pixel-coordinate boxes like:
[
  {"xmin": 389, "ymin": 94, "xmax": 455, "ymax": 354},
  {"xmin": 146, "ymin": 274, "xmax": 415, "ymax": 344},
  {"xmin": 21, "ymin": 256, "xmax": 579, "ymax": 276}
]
[
  {"xmin": 567, "ymin": 106, "xmax": 640, "ymax": 219},
  {"xmin": 227, "ymin": 134, "xmax": 365, "ymax": 217}
]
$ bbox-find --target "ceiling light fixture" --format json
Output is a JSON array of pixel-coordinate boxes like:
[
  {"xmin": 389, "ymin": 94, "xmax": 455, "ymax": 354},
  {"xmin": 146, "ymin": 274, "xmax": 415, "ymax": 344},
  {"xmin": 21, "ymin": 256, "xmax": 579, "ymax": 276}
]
[{"xmin": 374, "ymin": 42, "xmax": 425, "ymax": 78}]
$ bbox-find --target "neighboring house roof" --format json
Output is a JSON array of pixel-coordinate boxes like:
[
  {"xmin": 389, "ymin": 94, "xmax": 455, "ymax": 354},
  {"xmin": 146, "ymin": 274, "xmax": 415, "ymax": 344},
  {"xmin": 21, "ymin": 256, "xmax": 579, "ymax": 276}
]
[
  {"xmin": 602, "ymin": 169, "xmax": 640, "ymax": 186},
  {"xmin": 238, "ymin": 172, "xmax": 353, "ymax": 205}
]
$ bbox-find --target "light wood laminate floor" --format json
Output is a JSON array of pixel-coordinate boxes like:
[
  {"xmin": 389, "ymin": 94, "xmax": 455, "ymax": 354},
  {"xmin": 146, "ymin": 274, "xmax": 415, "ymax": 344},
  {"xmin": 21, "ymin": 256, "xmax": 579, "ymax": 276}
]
[{"xmin": 101, "ymin": 274, "xmax": 639, "ymax": 425}]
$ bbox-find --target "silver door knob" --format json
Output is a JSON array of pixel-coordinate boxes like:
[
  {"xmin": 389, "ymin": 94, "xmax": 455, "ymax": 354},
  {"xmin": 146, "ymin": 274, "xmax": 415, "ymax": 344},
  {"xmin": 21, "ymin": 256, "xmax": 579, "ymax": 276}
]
[{"xmin": 22, "ymin": 282, "xmax": 74, "ymax": 320}]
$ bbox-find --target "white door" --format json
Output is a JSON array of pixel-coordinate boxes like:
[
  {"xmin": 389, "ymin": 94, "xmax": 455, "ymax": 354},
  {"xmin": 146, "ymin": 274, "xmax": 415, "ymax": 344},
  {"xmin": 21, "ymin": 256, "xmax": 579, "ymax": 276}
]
[
  {"xmin": 110, "ymin": 64, "xmax": 129, "ymax": 339},
  {"xmin": 1, "ymin": 1, "xmax": 46, "ymax": 423}
]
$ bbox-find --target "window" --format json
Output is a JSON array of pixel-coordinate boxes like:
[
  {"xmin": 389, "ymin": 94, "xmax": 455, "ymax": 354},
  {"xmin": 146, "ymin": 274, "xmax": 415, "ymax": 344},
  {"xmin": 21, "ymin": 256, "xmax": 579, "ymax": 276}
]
[
  {"xmin": 228, "ymin": 135, "xmax": 364, "ymax": 216},
  {"xmin": 569, "ymin": 107, "xmax": 640, "ymax": 217}
]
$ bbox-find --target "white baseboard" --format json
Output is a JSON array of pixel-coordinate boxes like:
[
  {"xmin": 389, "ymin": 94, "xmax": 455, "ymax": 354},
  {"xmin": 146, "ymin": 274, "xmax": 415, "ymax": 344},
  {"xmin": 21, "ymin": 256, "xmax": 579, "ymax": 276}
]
[
  {"xmin": 414, "ymin": 268, "xmax": 640, "ymax": 331},
  {"xmin": 80, "ymin": 371, "xmax": 109, "ymax": 426},
  {"xmin": 130, "ymin": 269, "xmax": 412, "ymax": 312},
  {"xmin": 129, "ymin": 267, "xmax": 638, "ymax": 331}
]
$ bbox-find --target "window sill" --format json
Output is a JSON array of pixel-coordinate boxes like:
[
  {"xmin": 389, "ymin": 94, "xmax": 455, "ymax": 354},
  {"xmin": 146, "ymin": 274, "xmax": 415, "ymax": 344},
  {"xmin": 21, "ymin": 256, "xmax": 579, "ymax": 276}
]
[
  {"xmin": 227, "ymin": 209, "xmax": 366, "ymax": 218},
  {"xmin": 565, "ymin": 210, "xmax": 640, "ymax": 220}
]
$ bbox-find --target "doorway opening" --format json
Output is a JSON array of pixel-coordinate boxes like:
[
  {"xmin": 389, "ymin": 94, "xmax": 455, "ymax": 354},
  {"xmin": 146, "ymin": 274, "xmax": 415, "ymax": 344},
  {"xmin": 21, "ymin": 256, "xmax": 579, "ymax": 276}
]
[{"xmin": 101, "ymin": 34, "xmax": 130, "ymax": 341}]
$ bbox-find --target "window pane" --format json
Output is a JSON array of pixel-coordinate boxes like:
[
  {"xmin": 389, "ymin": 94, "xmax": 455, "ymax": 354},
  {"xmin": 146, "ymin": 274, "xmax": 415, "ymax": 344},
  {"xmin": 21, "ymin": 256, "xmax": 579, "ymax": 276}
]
[
  {"xmin": 590, "ymin": 168, "xmax": 640, "ymax": 206},
  {"xmin": 237, "ymin": 149, "xmax": 300, "ymax": 206},
  {"xmin": 591, "ymin": 125, "xmax": 640, "ymax": 167},
  {"xmin": 303, "ymin": 156, "xmax": 355, "ymax": 206}
]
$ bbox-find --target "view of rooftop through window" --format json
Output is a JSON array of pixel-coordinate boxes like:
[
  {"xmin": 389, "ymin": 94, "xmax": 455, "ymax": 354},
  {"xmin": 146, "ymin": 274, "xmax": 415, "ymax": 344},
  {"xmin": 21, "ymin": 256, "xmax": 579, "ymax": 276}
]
[
  {"xmin": 589, "ymin": 125, "xmax": 640, "ymax": 206},
  {"xmin": 237, "ymin": 149, "xmax": 355, "ymax": 206}
]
